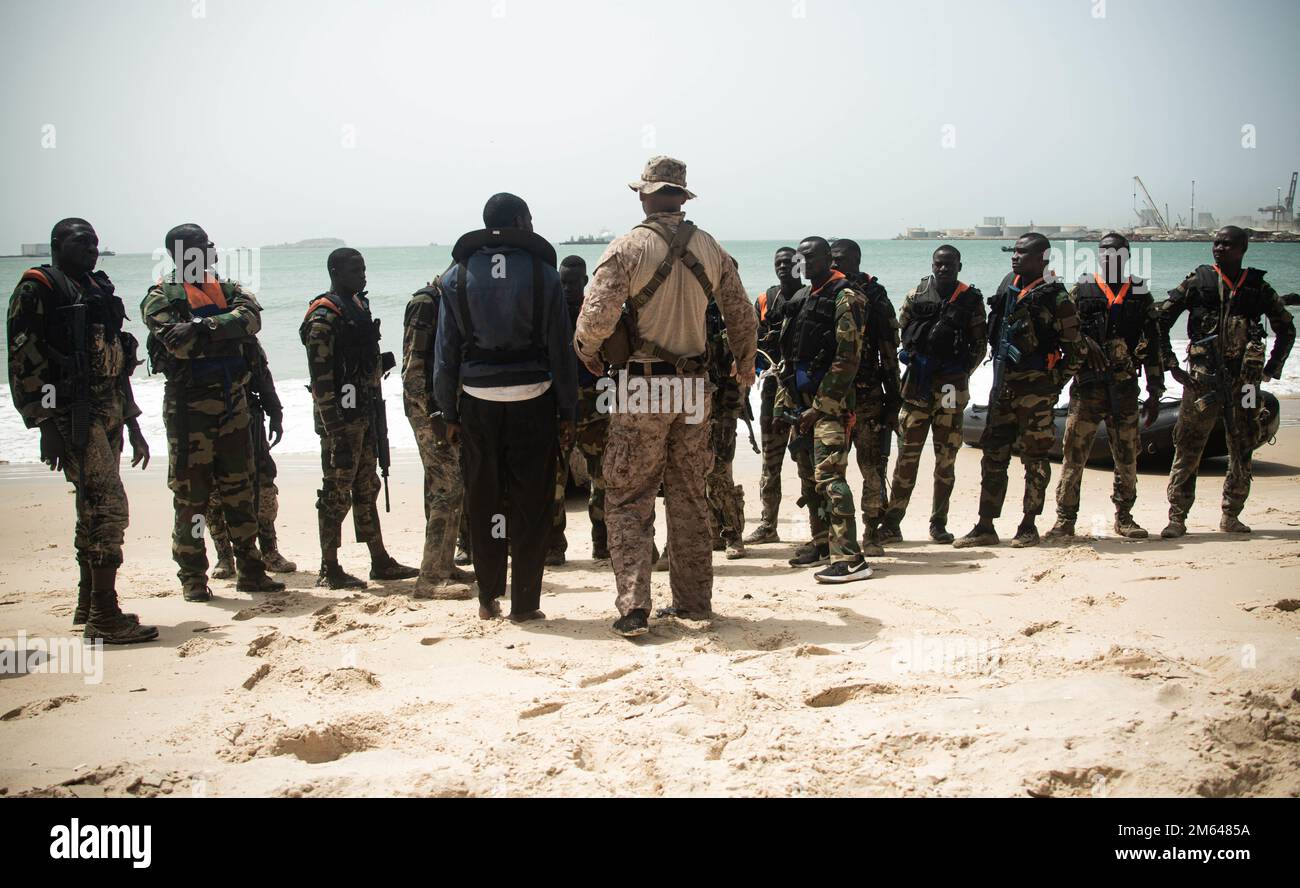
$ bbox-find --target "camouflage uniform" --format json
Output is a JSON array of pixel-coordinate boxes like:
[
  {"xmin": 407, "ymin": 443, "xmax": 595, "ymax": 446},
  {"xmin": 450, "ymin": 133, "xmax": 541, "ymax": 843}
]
[
  {"xmin": 754, "ymin": 284, "xmax": 794, "ymax": 534},
  {"xmin": 1054, "ymin": 277, "xmax": 1164, "ymax": 525},
  {"xmin": 402, "ymin": 282, "xmax": 463, "ymax": 582},
  {"xmin": 847, "ymin": 274, "xmax": 900, "ymax": 540},
  {"xmin": 141, "ymin": 276, "xmax": 268, "ymax": 588},
  {"xmin": 976, "ymin": 275, "xmax": 1083, "ymax": 521},
  {"xmin": 550, "ymin": 300, "xmax": 609, "ymax": 558},
  {"xmin": 206, "ymin": 339, "xmax": 285, "ymax": 564},
  {"xmin": 1159, "ymin": 265, "xmax": 1295, "ymax": 524},
  {"xmin": 301, "ymin": 291, "xmax": 386, "ymax": 555},
  {"xmin": 573, "ymin": 211, "xmax": 757, "ymax": 617},
  {"xmin": 775, "ymin": 273, "xmax": 866, "ymax": 563},
  {"xmin": 705, "ymin": 297, "xmax": 745, "ymax": 548},
  {"xmin": 8, "ymin": 267, "xmax": 141, "ymax": 571},
  {"xmin": 884, "ymin": 277, "xmax": 987, "ymax": 530}
]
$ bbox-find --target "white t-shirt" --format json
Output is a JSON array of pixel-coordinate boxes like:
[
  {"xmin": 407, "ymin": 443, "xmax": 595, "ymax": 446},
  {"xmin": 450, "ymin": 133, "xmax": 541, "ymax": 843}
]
[{"xmin": 462, "ymin": 379, "xmax": 553, "ymax": 403}]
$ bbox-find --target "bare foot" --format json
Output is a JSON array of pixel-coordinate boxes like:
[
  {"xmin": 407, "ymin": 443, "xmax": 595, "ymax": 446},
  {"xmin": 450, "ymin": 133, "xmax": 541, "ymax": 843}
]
[
  {"xmin": 508, "ymin": 610, "xmax": 546, "ymax": 623},
  {"xmin": 478, "ymin": 599, "xmax": 502, "ymax": 621}
]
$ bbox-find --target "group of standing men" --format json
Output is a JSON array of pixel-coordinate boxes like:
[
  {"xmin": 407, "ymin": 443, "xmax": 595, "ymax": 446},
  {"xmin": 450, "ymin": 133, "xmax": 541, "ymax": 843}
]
[{"xmin": 6, "ymin": 156, "xmax": 1295, "ymax": 645}]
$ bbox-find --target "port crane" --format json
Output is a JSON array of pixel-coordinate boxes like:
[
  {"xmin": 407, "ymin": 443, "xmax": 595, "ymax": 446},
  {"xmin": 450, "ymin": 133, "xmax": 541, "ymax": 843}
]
[
  {"xmin": 1258, "ymin": 172, "xmax": 1298, "ymax": 229},
  {"xmin": 1133, "ymin": 176, "xmax": 1172, "ymax": 234}
]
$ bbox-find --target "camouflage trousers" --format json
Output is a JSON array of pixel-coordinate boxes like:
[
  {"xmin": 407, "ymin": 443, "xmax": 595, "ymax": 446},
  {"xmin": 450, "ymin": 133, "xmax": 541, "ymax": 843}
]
[
  {"xmin": 1167, "ymin": 379, "xmax": 1255, "ymax": 522},
  {"xmin": 1055, "ymin": 379, "xmax": 1140, "ymax": 522},
  {"xmin": 850, "ymin": 400, "xmax": 891, "ymax": 530},
  {"xmin": 603, "ymin": 396, "xmax": 713, "ymax": 616},
  {"xmin": 207, "ymin": 407, "xmax": 280, "ymax": 559},
  {"xmin": 884, "ymin": 383, "xmax": 968, "ymax": 528},
  {"xmin": 706, "ymin": 411, "xmax": 745, "ymax": 545},
  {"xmin": 53, "ymin": 413, "xmax": 129, "ymax": 570},
  {"xmin": 977, "ymin": 374, "xmax": 1057, "ymax": 521},
  {"xmin": 317, "ymin": 418, "xmax": 383, "ymax": 553},
  {"xmin": 757, "ymin": 374, "xmax": 788, "ymax": 529},
  {"xmin": 550, "ymin": 411, "xmax": 608, "ymax": 555},
  {"xmin": 793, "ymin": 416, "xmax": 861, "ymax": 562},
  {"xmin": 163, "ymin": 384, "xmax": 263, "ymax": 585},
  {"xmin": 410, "ymin": 414, "xmax": 462, "ymax": 582}
]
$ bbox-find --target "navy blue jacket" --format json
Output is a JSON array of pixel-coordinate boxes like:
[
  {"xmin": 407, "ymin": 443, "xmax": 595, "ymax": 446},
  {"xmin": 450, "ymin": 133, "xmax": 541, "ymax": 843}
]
[{"xmin": 433, "ymin": 246, "xmax": 578, "ymax": 423}]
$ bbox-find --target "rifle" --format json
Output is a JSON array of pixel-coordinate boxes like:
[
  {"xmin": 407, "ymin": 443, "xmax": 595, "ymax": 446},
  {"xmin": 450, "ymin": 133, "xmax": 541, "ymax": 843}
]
[
  {"xmin": 1075, "ymin": 301, "xmax": 1125, "ymax": 422},
  {"xmin": 986, "ymin": 288, "xmax": 1026, "ymax": 414},
  {"xmin": 778, "ymin": 407, "xmax": 812, "ymax": 459},
  {"xmin": 373, "ymin": 351, "xmax": 397, "ymax": 512},
  {"xmin": 740, "ymin": 386, "xmax": 760, "ymax": 454},
  {"xmin": 1191, "ymin": 334, "xmax": 1234, "ymax": 418},
  {"xmin": 58, "ymin": 301, "xmax": 91, "ymax": 457}
]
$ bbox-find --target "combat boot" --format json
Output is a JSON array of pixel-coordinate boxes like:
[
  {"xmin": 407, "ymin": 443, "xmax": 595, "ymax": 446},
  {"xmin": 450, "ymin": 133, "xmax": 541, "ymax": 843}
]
[
  {"xmin": 724, "ymin": 537, "xmax": 745, "ymax": 560},
  {"xmin": 370, "ymin": 554, "xmax": 420, "ymax": 581},
  {"xmin": 743, "ymin": 524, "xmax": 780, "ymax": 545},
  {"xmin": 789, "ymin": 543, "xmax": 829, "ymax": 567},
  {"xmin": 1044, "ymin": 518, "xmax": 1075, "ymax": 541},
  {"xmin": 413, "ymin": 577, "xmax": 474, "ymax": 601},
  {"xmin": 183, "ymin": 580, "xmax": 213, "ymax": 602},
  {"xmin": 236, "ymin": 566, "xmax": 286, "ymax": 594},
  {"xmin": 861, "ymin": 525, "xmax": 885, "ymax": 558},
  {"xmin": 1220, "ymin": 515, "xmax": 1252, "ymax": 534},
  {"xmin": 259, "ymin": 535, "xmax": 297, "ymax": 573},
  {"xmin": 544, "ymin": 548, "xmax": 567, "ymax": 567},
  {"xmin": 928, "ymin": 523, "xmax": 954, "ymax": 544},
  {"xmin": 612, "ymin": 609, "xmax": 650, "ymax": 639},
  {"xmin": 1114, "ymin": 512, "xmax": 1148, "ymax": 539},
  {"xmin": 876, "ymin": 520, "xmax": 903, "ymax": 545},
  {"xmin": 953, "ymin": 525, "xmax": 999, "ymax": 549},
  {"xmin": 1010, "ymin": 522, "xmax": 1041, "ymax": 549},
  {"xmin": 653, "ymin": 543, "xmax": 669, "ymax": 572},
  {"xmin": 83, "ymin": 568, "xmax": 158, "ymax": 645},
  {"xmin": 592, "ymin": 542, "xmax": 611, "ymax": 560},
  {"xmin": 1160, "ymin": 519, "xmax": 1186, "ymax": 539},
  {"xmin": 211, "ymin": 536, "xmax": 235, "ymax": 579},
  {"xmin": 318, "ymin": 560, "xmax": 367, "ymax": 590},
  {"xmin": 72, "ymin": 559, "xmax": 92, "ymax": 625}
]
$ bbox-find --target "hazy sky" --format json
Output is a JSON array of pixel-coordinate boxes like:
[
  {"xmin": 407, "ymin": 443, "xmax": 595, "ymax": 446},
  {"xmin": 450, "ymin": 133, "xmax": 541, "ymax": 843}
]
[{"xmin": 2, "ymin": 0, "xmax": 1297, "ymax": 252}]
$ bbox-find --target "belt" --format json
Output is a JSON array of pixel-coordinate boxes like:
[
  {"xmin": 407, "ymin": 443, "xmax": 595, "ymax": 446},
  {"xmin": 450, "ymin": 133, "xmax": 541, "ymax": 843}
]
[{"xmin": 624, "ymin": 361, "xmax": 704, "ymax": 377}]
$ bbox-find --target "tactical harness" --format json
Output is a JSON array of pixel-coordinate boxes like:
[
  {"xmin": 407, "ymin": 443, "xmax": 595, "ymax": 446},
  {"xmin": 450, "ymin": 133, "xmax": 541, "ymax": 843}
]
[{"xmin": 783, "ymin": 275, "xmax": 853, "ymax": 399}]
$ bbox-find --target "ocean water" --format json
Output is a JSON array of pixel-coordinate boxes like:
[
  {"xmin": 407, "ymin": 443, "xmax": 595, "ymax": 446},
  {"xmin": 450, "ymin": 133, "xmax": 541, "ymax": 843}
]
[{"xmin": 3, "ymin": 239, "xmax": 1299, "ymax": 465}]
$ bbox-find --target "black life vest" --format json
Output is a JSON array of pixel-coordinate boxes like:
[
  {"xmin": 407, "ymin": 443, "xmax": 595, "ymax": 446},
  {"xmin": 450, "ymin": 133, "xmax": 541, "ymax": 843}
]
[
  {"xmin": 450, "ymin": 228, "xmax": 556, "ymax": 366},
  {"xmin": 787, "ymin": 275, "xmax": 852, "ymax": 367},
  {"xmin": 1074, "ymin": 276, "xmax": 1147, "ymax": 356},
  {"xmin": 989, "ymin": 273, "xmax": 1066, "ymax": 372},
  {"xmin": 21, "ymin": 266, "xmax": 124, "ymax": 366},
  {"xmin": 301, "ymin": 290, "xmax": 382, "ymax": 388},
  {"xmin": 1182, "ymin": 265, "xmax": 1270, "ymax": 340},
  {"xmin": 901, "ymin": 276, "xmax": 975, "ymax": 367}
]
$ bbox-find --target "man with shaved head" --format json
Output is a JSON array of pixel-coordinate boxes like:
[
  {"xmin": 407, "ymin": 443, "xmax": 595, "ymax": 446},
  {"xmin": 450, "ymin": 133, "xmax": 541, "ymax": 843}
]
[{"xmin": 141, "ymin": 223, "xmax": 285, "ymax": 602}]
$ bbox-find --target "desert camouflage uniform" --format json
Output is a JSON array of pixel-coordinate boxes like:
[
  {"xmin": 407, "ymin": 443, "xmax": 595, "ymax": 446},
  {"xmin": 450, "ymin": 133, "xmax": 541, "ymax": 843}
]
[
  {"xmin": 141, "ymin": 277, "xmax": 267, "ymax": 587},
  {"xmin": 1054, "ymin": 277, "xmax": 1164, "ymax": 524},
  {"xmin": 1159, "ymin": 266, "xmax": 1295, "ymax": 523},
  {"xmin": 206, "ymin": 339, "xmax": 285, "ymax": 563},
  {"xmin": 883, "ymin": 278, "xmax": 987, "ymax": 529},
  {"xmin": 847, "ymin": 274, "xmax": 900, "ymax": 538},
  {"xmin": 403, "ymin": 281, "xmax": 463, "ymax": 582},
  {"xmin": 705, "ymin": 297, "xmax": 745, "ymax": 547},
  {"xmin": 573, "ymin": 211, "xmax": 757, "ymax": 616},
  {"xmin": 8, "ymin": 267, "xmax": 141, "ymax": 570},
  {"xmin": 776, "ymin": 276, "xmax": 866, "ymax": 563},
  {"xmin": 301, "ymin": 291, "xmax": 385, "ymax": 554},
  {"xmin": 976, "ymin": 275, "xmax": 1083, "ymax": 521}
]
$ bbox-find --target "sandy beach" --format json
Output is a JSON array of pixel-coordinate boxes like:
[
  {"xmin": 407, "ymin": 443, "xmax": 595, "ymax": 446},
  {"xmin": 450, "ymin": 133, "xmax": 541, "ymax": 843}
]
[{"xmin": 1, "ymin": 406, "xmax": 1297, "ymax": 798}]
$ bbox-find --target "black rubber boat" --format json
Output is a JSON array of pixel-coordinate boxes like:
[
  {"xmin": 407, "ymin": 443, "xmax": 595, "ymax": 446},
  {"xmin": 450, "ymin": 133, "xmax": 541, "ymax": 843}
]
[{"xmin": 961, "ymin": 390, "xmax": 1281, "ymax": 465}]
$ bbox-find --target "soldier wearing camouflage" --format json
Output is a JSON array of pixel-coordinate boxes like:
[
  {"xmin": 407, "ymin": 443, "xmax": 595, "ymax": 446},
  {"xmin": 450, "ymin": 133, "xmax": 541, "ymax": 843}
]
[
  {"xmin": 573, "ymin": 157, "xmax": 757, "ymax": 636},
  {"xmin": 141, "ymin": 223, "xmax": 282, "ymax": 601},
  {"xmin": 1157, "ymin": 227, "xmax": 1295, "ymax": 537},
  {"xmin": 206, "ymin": 337, "xmax": 295, "ymax": 576},
  {"xmin": 746, "ymin": 246, "xmax": 801, "ymax": 545},
  {"xmin": 774, "ymin": 237, "xmax": 871, "ymax": 582},
  {"xmin": 1048, "ymin": 234, "xmax": 1166, "ymax": 540},
  {"xmin": 401, "ymin": 277, "xmax": 473, "ymax": 599},
  {"xmin": 8, "ymin": 217, "xmax": 157, "ymax": 643},
  {"xmin": 956, "ymin": 233, "xmax": 1084, "ymax": 550},
  {"xmin": 705, "ymin": 294, "xmax": 747, "ymax": 558},
  {"xmin": 831, "ymin": 240, "xmax": 901, "ymax": 555},
  {"xmin": 301, "ymin": 248, "xmax": 418, "ymax": 589},
  {"xmin": 881, "ymin": 245, "xmax": 987, "ymax": 544}
]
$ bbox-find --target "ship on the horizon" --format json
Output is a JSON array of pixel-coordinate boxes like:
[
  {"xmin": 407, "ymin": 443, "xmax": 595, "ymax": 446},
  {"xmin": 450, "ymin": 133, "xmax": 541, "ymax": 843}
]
[{"xmin": 560, "ymin": 229, "xmax": 615, "ymax": 245}]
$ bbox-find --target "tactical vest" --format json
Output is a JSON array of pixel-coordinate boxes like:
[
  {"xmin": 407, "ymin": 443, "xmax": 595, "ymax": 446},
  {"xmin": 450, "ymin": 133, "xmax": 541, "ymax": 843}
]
[
  {"xmin": 1183, "ymin": 265, "xmax": 1270, "ymax": 362},
  {"xmin": 990, "ymin": 273, "xmax": 1065, "ymax": 372},
  {"xmin": 301, "ymin": 290, "xmax": 382, "ymax": 393},
  {"xmin": 1074, "ymin": 276, "xmax": 1148, "ymax": 365},
  {"xmin": 148, "ymin": 278, "xmax": 247, "ymax": 387},
  {"xmin": 901, "ymin": 276, "xmax": 974, "ymax": 368},
  {"xmin": 410, "ymin": 283, "xmax": 443, "ymax": 395},
  {"xmin": 20, "ymin": 266, "xmax": 128, "ymax": 384},
  {"xmin": 851, "ymin": 275, "xmax": 892, "ymax": 388},
  {"xmin": 782, "ymin": 275, "xmax": 852, "ymax": 395}
]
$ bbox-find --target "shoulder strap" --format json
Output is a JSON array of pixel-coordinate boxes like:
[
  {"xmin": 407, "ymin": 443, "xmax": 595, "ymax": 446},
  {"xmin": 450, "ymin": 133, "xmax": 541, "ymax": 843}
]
[
  {"xmin": 305, "ymin": 292, "xmax": 342, "ymax": 321},
  {"xmin": 531, "ymin": 255, "xmax": 545, "ymax": 352},
  {"xmin": 455, "ymin": 262, "xmax": 473, "ymax": 345},
  {"xmin": 629, "ymin": 220, "xmax": 704, "ymax": 311}
]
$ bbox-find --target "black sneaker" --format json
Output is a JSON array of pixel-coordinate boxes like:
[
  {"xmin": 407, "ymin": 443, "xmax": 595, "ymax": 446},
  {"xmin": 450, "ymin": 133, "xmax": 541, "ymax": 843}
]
[
  {"xmin": 613, "ymin": 609, "xmax": 649, "ymax": 638},
  {"xmin": 788, "ymin": 543, "xmax": 829, "ymax": 567},
  {"xmin": 814, "ymin": 558, "xmax": 873, "ymax": 584}
]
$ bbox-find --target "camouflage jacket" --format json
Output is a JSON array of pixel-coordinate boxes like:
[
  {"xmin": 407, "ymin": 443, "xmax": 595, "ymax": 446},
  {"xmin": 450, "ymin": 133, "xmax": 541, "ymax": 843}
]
[
  {"xmin": 988, "ymin": 275, "xmax": 1084, "ymax": 386},
  {"xmin": 301, "ymin": 290, "xmax": 383, "ymax": 437},
  {"xmin": 775, "ymin": 280, "xmax": 866, "ymax": 417},
  {"xmin": 1067, "ymin": 277, "xmax": 1164, "ymax": 393},
  {"xmin": 707, "ymin": 296, "xmax": 743, "ymax": 418},
  {"xmin": 245, "ymin": 338, "xmax": 283, "ymax": 419},
  {"xmin": 402, "ymin": 280, "xmax": 441, "ymax": 423},
  {"xmin": 140, "ymin": 276, "xmax": 263, "ymax": 396},
  {"xmin": 849, "ymin": 274, "xmax": 901, "ymax": 408},
  {"xmin": 7, "ymin": 267, "xmax": 142, "ymax": 428},
  {"xmin": 1158, "ymin": 265, "xmax": 1295, "ymax": 381}
]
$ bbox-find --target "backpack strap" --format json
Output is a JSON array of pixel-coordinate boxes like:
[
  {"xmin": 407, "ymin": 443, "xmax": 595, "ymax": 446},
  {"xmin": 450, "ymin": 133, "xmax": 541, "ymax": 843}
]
[{"xmin": 630, "ymin": 220, "xmax": 712, "ymax": 311}]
